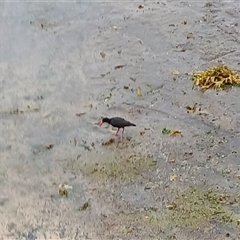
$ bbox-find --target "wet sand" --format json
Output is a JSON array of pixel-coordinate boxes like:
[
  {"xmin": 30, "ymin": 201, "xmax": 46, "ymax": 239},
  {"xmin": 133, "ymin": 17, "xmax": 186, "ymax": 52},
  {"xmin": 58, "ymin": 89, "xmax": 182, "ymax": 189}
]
[{"xmin": 1, "ymin": 1, "xmax": 240, "ymax": 239}]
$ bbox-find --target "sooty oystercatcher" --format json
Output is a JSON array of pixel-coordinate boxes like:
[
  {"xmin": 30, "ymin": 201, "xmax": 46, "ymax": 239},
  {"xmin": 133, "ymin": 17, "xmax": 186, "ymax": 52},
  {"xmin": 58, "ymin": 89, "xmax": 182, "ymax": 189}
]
[{"xmin": 99, "ymin": 117, "xmax": 136, "ymax": 137}]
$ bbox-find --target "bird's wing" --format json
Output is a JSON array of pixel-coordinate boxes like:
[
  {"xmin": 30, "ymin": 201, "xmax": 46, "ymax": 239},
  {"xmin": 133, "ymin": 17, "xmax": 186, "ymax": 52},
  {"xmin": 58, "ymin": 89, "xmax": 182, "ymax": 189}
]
[{"xmin": 115, "ymin": 117, "xmax": 125, "ymax": 120}]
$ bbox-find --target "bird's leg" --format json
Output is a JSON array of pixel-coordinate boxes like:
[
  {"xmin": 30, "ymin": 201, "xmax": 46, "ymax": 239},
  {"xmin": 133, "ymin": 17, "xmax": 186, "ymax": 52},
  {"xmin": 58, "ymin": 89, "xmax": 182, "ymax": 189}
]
[
  {"xmin": 115, "ymin": 128, "xmax": 120, "ymax": 136},
  {"xmin": 122, "ymin": 128, "xmax": 125, "ymax": 137}
]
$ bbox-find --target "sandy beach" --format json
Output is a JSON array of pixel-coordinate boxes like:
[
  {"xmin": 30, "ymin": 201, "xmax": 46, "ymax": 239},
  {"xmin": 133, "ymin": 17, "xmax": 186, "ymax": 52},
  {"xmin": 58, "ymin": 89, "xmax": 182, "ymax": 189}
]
[{"xmin": 1, "ymin": 1, "xmax": 240, "ymax": 239}]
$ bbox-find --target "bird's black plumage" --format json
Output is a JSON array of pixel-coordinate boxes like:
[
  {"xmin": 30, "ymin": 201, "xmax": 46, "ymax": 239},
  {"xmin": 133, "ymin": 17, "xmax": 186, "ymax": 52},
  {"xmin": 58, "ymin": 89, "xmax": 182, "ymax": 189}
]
[{"xmin": 99, "ymin": 117, "xmax": 136, "ymax": 136}]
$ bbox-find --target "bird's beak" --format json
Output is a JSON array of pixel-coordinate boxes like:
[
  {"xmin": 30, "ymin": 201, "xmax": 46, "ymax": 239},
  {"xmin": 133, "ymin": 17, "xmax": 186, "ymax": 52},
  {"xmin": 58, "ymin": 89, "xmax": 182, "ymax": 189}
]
[{"xmin": 99, "ymin": 120, "xmax": 103, "ymax": 126}]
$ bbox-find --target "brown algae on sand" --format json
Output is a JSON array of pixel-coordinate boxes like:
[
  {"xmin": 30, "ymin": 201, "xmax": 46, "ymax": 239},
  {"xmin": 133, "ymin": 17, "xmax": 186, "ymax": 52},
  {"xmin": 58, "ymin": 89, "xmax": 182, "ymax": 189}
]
[
  {"xmin": 192, "ymin": 65, "xmax": 240, "ymax": 91},
  {"xmin": 102, "ymin": 138, "xmax": 115, "ymax": 146},
  {"xmin": 80, "ymin": 153, "xmax": 157, "ymax": 183},
  {"xmin": 143, "ymin": 187, "xmax": 240, "ymax": 230}
]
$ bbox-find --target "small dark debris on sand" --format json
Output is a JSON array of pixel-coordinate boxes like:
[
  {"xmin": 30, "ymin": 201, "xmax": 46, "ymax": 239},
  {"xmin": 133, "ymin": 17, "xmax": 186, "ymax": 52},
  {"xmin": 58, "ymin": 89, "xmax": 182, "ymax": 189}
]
[
  {"xmin": 102, "ymin": 138, "xmax": 115, "ymax": 146},
  {"xmin": 79, "ymin": 201, "xmax": 90, "ymax": 211},
  {"xmin": 76, "ymin": 112, "xmax": 86, "ymax": 117},
  {"xmin": 45, "ymin": 144, "xmax": 54, "ymax": 150}
]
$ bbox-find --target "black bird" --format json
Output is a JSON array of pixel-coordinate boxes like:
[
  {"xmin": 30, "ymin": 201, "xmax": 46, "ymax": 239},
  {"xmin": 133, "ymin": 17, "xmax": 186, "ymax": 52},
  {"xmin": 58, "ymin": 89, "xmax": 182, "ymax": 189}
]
[{"xmin": 99, "ymin": 117, "xmax": 136, "ymax": 137}]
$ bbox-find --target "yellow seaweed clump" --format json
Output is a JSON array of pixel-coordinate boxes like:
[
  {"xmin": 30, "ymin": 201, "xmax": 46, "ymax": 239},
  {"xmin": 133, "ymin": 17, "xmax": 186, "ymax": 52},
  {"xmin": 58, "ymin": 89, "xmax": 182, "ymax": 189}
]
[{"xmin": 192, "ymin": 65, "xmax": 240, "ymax": 91}]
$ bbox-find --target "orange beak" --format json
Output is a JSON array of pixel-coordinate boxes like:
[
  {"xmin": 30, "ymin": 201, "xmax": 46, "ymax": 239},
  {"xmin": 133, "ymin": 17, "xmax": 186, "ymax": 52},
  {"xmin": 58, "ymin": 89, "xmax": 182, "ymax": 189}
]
[{"xmin": 99, "ymin": 119, "xmax": 103, "ymax": 126}]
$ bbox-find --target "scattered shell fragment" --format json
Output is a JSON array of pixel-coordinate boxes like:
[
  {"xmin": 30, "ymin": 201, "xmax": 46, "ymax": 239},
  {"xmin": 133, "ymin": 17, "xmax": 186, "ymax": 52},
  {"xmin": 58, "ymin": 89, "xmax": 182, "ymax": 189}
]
[
  {"xmin": 58, "ymin": 184, "xmax": 73, "ymax": 197},
  {"xmin": 87, "ymin": 103, "xmax": 93, "ymax": 108},
  {"xmin": 170, "ymin": 174, "xmax": 177, "ymax": 181},
  {"xmin": 137, "ymin": 37, "xmax": 143, "ymax": 45},
  {"xmin": 100, "ymin": 52, "xmax": 106, "ymax": 58},
  {"xmin": 172, "ymin": 70, "xmax": 180, "ymax": 75},
  {"xmin": 137, "ymin": 87, "xmax": 143, "ymax": 96},
  {"xmin": 187, "ymin": 32, "xmax": 195, "ymax": 39},
  {"xmin": 46, "ymin": 144, "xmax": 54, "ymax": 149},
  {"xmin": 140, "ymin": 131, "xmax": 145, "ymax": 136}
]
